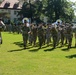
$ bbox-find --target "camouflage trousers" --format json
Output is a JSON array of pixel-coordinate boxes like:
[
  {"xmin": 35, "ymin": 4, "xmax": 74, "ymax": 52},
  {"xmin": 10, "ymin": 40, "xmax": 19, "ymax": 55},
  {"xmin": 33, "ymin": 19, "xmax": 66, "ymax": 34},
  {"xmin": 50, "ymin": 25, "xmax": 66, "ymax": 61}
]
[
  {"xmin": 28, "ymin": 34, "xmax": 33, "ymax": 45},
  {"xmin": 32, "ymin": 34, "xmax": 37, "ymax": 46},
  {"xmin": 52, "ymin": 34, "xmax": 58, "ymax": 48},
  {"xmin": 57, "ymin": 31, "xmax": 61, "ymax": 45},
  {"xmin": 22, "ymin": 34, "xmax": 28, "ymax": 48},
  {"xmin": 67, "ymin": 34, "xmax": 73, "ymax": 48},
  {"xmin": 46, "ymin": 33, "xmax": 51, "ymax": 45},
  {"xmin": 38, "ymin": 35, "xmax": 44, "ymax": 48}
]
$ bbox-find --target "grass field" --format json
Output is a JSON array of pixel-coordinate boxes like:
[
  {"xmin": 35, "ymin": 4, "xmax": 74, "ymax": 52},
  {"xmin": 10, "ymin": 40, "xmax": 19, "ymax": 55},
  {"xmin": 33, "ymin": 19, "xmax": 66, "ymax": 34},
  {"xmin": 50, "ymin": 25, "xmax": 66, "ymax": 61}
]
[{"xmin": 0, "ymin": 32, "xmax": 76, "ymax": 75}]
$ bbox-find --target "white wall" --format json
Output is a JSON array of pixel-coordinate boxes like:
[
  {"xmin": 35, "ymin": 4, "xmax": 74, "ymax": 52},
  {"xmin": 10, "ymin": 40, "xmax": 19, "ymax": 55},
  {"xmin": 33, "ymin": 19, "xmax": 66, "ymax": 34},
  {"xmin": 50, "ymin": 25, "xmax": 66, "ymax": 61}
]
[
  {"xmin": 10, "ymin": 10, "xmax": 20, "ymax": 21},
  {"xmin": 0, "ymin": 9, "xmax": 21, "ymax": 23}
]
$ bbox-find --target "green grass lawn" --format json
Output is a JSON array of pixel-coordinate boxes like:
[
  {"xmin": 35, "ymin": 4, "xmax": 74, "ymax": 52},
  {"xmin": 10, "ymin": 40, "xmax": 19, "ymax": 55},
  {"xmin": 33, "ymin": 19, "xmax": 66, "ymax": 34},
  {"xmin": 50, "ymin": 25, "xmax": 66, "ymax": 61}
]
[{"xmin": 0, "ymin": 32, "xmax": 76, "ymax": 75}]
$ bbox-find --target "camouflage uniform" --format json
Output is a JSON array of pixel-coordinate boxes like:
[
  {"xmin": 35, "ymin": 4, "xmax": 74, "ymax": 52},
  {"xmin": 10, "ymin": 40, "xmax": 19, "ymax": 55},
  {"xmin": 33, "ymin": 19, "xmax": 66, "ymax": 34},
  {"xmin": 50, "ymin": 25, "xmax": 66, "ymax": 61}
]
[
  {"xmin": 37, "ymin": 24, "xmax": 44, "ymax": 48},
  {"xmin": 21, "ymin": 23, "xmax": 29, "ymax": 49},
  {"xmin": 66, "ymin": 26, "xmax": 73, "ymax": 49},
  {"xmin": 42, "ymin": 25, "xmax": 47, "ymax": 45},
  {"xmin": 60, "ymin": 25, "xmax": 65, "ymax": 46},
  {"xmin": 28, "ymin": 24, "xmax": 33, "ymax": 45},
  {"xmin": 31, "ymin": 24, "xmax": 37, "ymax": 46},
  {"xmin": 51, "ymin": 26, "xmax": 58, "ymax": 48},
  {"xmin": 46, "ymin": 25, "xmax": 51, "ymax": 46},
  {"xmin": 56, "ymin": 26, "xmax": 61, "ymax": 45}
]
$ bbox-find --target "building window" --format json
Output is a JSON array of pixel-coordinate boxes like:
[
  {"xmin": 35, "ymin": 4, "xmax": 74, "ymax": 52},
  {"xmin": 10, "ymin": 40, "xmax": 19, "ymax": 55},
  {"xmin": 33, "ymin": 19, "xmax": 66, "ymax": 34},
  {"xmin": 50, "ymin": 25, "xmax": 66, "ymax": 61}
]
[
  {"xmin": 13, "ymin": 3, "xmax": 19, "ymax": 9},
  {"xmin": 4, "ymin": 2, "xmax": 10, "ymax": 8}
]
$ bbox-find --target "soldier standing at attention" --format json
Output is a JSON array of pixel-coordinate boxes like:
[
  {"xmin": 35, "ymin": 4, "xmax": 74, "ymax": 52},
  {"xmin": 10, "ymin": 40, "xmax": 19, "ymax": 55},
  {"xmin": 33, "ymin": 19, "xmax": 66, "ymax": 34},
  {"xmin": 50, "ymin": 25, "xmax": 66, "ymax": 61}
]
[{"xmin": 21, "ymin": 20, "xmax": 30, "ymax": 49}]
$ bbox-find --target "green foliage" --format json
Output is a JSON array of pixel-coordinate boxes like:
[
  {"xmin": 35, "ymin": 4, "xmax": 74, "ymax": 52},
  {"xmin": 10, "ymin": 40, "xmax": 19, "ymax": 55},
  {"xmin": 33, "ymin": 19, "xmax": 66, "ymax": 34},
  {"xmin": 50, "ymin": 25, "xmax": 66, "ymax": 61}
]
[
  {"xmin": 18, "ymin": 0, "xmax": 74, "ymax": 22},
  {"xmin": 43, "ymin": 0, "xmax": 74, "ymax": 22},
  {"xmin": 18, "ymin": 0, "xmax": 43, "ymax": 22}
]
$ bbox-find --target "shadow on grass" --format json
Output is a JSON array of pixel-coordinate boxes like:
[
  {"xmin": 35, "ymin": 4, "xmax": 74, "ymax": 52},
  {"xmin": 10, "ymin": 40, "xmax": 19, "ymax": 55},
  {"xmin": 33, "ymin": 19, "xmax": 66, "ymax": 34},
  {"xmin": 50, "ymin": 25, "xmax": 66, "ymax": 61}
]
[
  {"xmin": 13, "ymin": 41, "xmax": 23, "ymax": 47},
  {"xmin": 62, "ymin": 46, "xmax": 76, "ymax": 51},
  {"xmin": 8, "ymin": 48, "xmax": 24, "ymax": 52},
  {"xmin": 8, "ymin": 46, "xmax": 35, "ymax": 52},
  {"xmin": 66, "ymin": 54, "xmax": 76, "ymax": 59},
  {"xmin": 61, "ymin": 48, "xmax": 70, "ymax": 51},
  {"xmin": 44, "ymin": 47, "xmax": 55, "ymax": 52},
  {"xmin": 29, "ymin": 48, "xmax": 40, "ymax": 52},
  {"xmin": 13, "ymin": 42, "xmax": 40, "ymax": 47},
  {"xmin": 70, "ymin": 46, "xmax": 76, "ymax": 48}
]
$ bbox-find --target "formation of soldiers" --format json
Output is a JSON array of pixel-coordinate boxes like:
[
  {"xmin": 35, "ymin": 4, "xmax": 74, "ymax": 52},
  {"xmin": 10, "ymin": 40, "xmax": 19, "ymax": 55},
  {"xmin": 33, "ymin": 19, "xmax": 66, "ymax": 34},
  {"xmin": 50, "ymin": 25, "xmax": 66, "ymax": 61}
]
[
  {"xmin": 21, "ymin": 20, "xmax": 76, "ymax": 49},
  {"xmin": 0, "ymin": 18, "xmax": 76, "ymax": 49}
]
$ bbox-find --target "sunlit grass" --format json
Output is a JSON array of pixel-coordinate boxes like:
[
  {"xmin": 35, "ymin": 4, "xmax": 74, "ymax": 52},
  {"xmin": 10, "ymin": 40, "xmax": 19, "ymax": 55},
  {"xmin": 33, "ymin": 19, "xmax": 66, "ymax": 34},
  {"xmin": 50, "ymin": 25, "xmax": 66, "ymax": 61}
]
[{"xmin": 0, "ymin": 32, "xmax": 76, "ymax": 75}]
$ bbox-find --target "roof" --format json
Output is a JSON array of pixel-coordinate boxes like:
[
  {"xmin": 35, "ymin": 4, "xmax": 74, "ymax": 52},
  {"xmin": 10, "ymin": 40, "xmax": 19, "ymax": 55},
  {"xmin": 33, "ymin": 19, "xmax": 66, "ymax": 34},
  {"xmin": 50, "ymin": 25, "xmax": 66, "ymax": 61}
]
[{"xmin": 0, "ymin": 0, "xmax": 22, "ymax": 9}]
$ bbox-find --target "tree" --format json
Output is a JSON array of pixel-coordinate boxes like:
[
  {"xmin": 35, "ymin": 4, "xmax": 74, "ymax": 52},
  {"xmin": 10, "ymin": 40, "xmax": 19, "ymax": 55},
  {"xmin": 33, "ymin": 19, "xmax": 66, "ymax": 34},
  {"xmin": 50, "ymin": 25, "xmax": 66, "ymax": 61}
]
[
  {"xmin": 18, "ymin": 0, "xmax": 74, "ymax": 23},
  {"xmin": 32, "ymin": 0, "xmax": 43, "ymax": 23},
  {"xmin": 18, "ymin": 1, "xmax": 34, "ymax": 20},
  {"xmin": 43, "ymin": 0, "xmax": 74, "ymax": 22},
  {"xmin": 18, "ymin": 0, "xmax": 43, "ymax": 23}
]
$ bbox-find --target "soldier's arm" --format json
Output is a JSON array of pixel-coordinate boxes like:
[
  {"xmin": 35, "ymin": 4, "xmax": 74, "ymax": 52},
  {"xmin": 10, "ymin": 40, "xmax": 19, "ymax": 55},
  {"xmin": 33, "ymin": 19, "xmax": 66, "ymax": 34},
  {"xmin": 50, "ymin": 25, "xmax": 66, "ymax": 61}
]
[{"xmin": 1, "ymin": 21, "xmax": 6, "ymax": 30}]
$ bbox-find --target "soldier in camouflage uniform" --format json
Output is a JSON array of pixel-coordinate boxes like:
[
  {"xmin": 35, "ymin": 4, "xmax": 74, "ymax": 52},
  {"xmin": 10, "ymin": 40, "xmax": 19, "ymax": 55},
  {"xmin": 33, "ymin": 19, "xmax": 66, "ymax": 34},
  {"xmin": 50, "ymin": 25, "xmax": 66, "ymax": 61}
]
[
  {"xmin": 46, "ymin": 24, "xmax": 51, "ymax": 46},
  {"xmin": 60, "ymin": 25, "xmax": 65, "ymax": 46},
  {"xmin": 42, "ymin": 23, "xmax": 47, "ymax": 45},
  {"xmin": 66, "ymin": 25, "xmax": 73, "ymax": 49},
  {"xmin": 51, "ymin": 25, "xmax": 58, "ymax": 48},
  {"xmin": 56, "ymin": 25, "xmax": 61, "ymax": 46},
  {"xmin": 37, "ymin": 23, "xmax": 44, "ymax": 48},
  {"xmin": 31, "ymin": 24, "xmax": 37, "ymax": 46},
  {"xmin": 21, "ymin": 20, "xmax": 30, "ymax": 49},
  {"xmin": 28, "ymin": 24, "xmax": 33, "ymax": 45}
]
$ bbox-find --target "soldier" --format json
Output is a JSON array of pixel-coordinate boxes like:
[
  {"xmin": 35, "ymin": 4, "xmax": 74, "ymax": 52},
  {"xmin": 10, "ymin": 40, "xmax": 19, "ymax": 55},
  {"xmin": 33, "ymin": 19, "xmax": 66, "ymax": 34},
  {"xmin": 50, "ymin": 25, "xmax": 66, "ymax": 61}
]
[
  {"xmin": 0, "ymin": 18, "xmax": 6, "ymax": 44},
  {"xmin": 56, "ymin": 25, "xmax": 61, "ymax": 46},
  {"xmin": 31, "ymin": 24, "xmax": 37, "ymax": 46},
  {"xmin": 42, "ymin": 23, "xmax": 47, "ymax": 45},
  {"xmin": 37, "ymin": 23, "xmax": 44, "ymax": 49},
  {"xmin": 51, "ymin": 25, "xmax": 58, "ymax": 48},
  {"xmin": 64, "ymin": 23, "xmax": 69, "ymax": 44},
  {"xmin": 60, "ymin": 25, "xmax": 65, "ymax": 46},
  {"xmin": 21, "ymin": 20, "xmax": 30, "ymax": 49},
  {"xmin": 46, "ymin": 24, "xmax": 51, "ymax": 46},
  {"xmin": 66, "ymin": 25, "xmax": 73, "ymax": 49},
  {"xmin": 28, "ymin": 24, "xmax": 33, "ymax": 45}
]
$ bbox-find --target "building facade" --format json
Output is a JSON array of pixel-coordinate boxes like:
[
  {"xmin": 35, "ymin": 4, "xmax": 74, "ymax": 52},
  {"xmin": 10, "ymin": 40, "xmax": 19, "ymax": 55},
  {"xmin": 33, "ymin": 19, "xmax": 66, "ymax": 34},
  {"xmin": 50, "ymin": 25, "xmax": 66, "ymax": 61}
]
[{"xmin": 0, "ymin": 0, "xmax": 22, "ymax": 22}]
